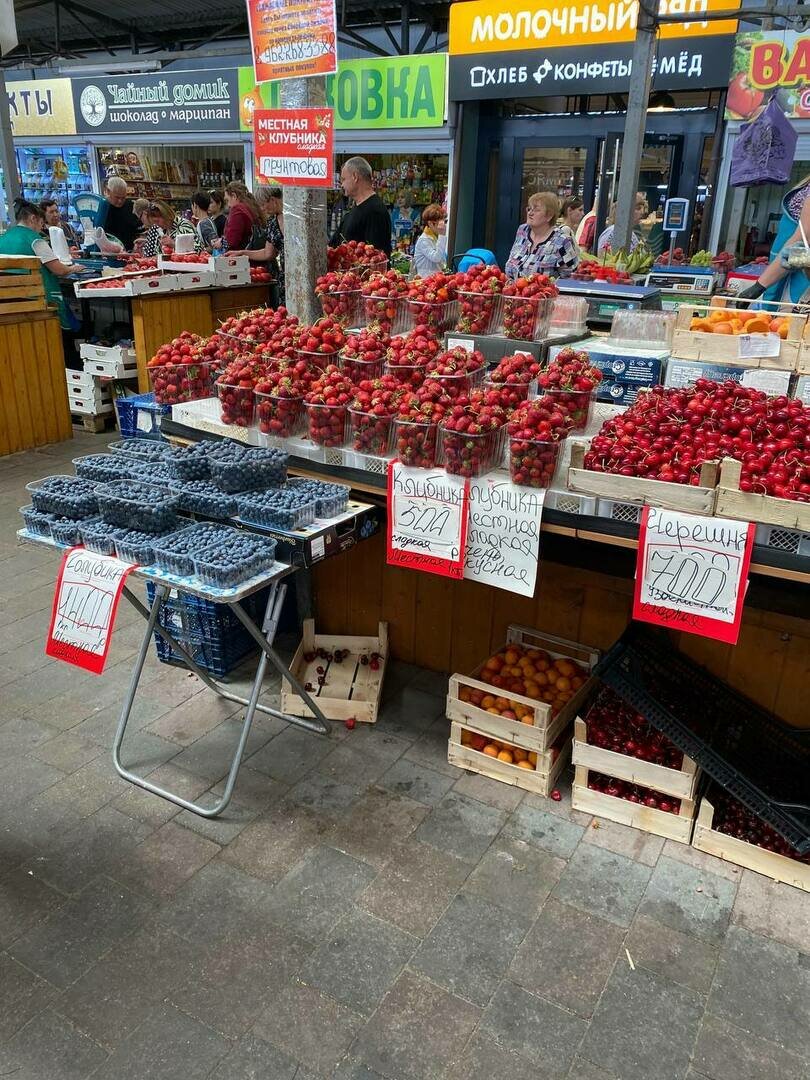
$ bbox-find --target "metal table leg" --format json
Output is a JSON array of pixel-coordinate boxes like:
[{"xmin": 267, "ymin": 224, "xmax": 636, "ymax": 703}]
[{"xmin": 112, "ymin": 579, "xmax": 330, "ymax": 818}]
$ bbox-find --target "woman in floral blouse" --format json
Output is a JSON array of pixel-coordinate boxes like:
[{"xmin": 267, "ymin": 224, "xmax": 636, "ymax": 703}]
[{"xmin": 505, "ymin": 191, "xmax": 579, "ymax": 280}]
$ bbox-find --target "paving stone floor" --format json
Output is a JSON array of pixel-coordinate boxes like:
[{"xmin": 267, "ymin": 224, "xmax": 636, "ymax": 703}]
[{"xmin": 1, "ymin": 434, "xmax": 809, "ymax": 1080}]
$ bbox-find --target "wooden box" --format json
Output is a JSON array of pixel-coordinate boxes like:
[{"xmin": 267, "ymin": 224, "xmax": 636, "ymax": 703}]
[
  {"xmin": 280, "ymin": 619, "xmax": 387, "ymax": 724},
  {"xmin": 572, "ymin": 717, "xmax": 699, "ymax": 800},
  {"xmin": 691, "ymin": 797, "xmax": 810, "ymax": 894},
  {"xmin": 567, "ymin": 443, "xmax": 719, "ymax": 515},
  {"xmin": 0, "ymin": 255, "xmax": 47, "ymax": 315},
  {"xmin": 571, "ymin": 765, "xmax": 696, "ymax": 843},
  {"xmin": 446, "ymin": 626, "xmax": 600, "ymax": 752},
  {"xmin": 714, "ymin": 457, "xmax": 810, "ymax": 533},
  {"xmin": 793, "ymin": 321, "xmax": 810, "ymax": 375},
  {"xmin": 670, "ymin": 303, "xmax": 804, "ymax": 371},
  {"xmin": 447, "ymin": 719, "xmax": 571, "ymax": 798}
]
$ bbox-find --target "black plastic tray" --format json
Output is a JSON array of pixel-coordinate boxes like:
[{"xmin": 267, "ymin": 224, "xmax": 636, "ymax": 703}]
[{"xmin": 595, "ymin": 625, "xmax": 810, "ymax": 854}]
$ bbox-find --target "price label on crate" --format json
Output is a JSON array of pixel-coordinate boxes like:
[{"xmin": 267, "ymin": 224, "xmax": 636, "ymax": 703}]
[
  {"xmin": 387, "ymin": 463, "xmax": 469, "ymax": 579},
  {"xmin": 632, "ymin": 507, "xmax": 754, "ymax": 644},
  {"xmin": 45, "ymin": 548, "xmax": 135, "ymax": 674},
  {"xmin": 464, "ymin": 476, "xmax": 545, "ymax": 596},
  {"xmin": 738, "ymin": 332, "xmax": 781, "ymax": 360}
]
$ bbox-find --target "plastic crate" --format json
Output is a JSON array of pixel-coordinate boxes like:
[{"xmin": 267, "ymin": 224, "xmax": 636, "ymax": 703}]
[
  {"xmin": 146, "ymin": 582, "xmax": 267, "ymax": 677},
  {"xmin": 115, "ymin": 393, "xmax": 171, "ymax": 441},
  {"xmin": 754, "ymin": 523, "xmax": 810, "ymax": 557},
  {"xmin": 595, "ymin": 625, "xmax": 810, "ymax": 855}
]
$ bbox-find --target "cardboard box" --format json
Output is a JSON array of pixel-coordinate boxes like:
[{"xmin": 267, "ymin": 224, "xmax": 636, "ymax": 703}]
[
  {"xmin": 74, "ymin": 273, "xmax": 179, "ymax": 298},
  {"xmin": 80, "ymin": 342, "xmax": 138, "ymax": 379},
  {"xmin": 236, "ymin": 500, "xmax": 383, "ymax": 567},
  {"xmin": 549, "ymin": 337, "xmax": 667, "ymax": 406},
  {"xmin": 664, "ymin": 358, "xmax": 791, "ymax": 398}
]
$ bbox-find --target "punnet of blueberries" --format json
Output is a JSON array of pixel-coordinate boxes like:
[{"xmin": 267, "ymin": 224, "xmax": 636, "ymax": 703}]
[
  {"xmin": 108, "ymin": 439, "xmax": 171, "ymax": 461},
  {"xmin": 19, "ymin": 505, "xmax": 54, "ymax": 537},
  {"xmin": 114, "ymin": 529, "xmax": 162, "ymax": 565},
  {"xmin": 169, "ymin": 481, "xmax": 238, "ymax": 519},
  {"xmin": 73, "ymin": 454, "xmax": 137, "ymax": 484},
  {"xmin": 51, "ymin": 517, "xmax": 95, "ymax": 546},
  {"xmin": 29, "ymin": 476, "xmax": 99, "ymax": 520},
  {"xmin": 288, "ymin": 478, "xmax": 350, "ymax": 517},
  {"xmin": 79, "ymin": 520, "xmax": 129, "ymax": 555},
  {"xmin": 167, "ymin": 443, "xmax": 211, "ymax": 481},
  {"xmin": 208, "ymin": 444, "xmax": 288, "ymax": 493},
  {"xmin": 97, "ymin": 480, "xmax": 180, "ymax": 534},
  {"xmin": 151, "ymin": 523, "xmax": 234, "ymax": 576},
  {"xmin": 236, "ymin": 488, "xmax": 317, "ymax": 530},
  {"xmin": 192, "ymin": 531, "xmax": 278, "ymax": 588}
]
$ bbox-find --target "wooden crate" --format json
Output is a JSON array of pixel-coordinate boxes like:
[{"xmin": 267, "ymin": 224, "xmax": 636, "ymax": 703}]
[
  {"xmin": 670, "ymin": 303, "xmax": 804, "ymax": 371},
  {"xmin": 446, "ymin": 626, "xmax": 600, "ymax": 752},
  {"xmin": 0, "ymin": 256, "xmax": 47, "ymax": 315},
  {"xmin": 280, "ymin": 619, "xmax": 387, "ymax": 724},
  {"xmin": 715, "ymin": 457, "xmax": 810, "ymax": 532},
  {"xmin": 568, "ymin": 443, "xmax": 719, "ymax": 515},
  {"xmin": 794, "ymin": 322, "xmax": 810, "ymax": 375},
  {"xmin": 571, "ymin": 765, "xmax": 696, "ymax": 843},
  {"xmin": 448, "ymin": 719, "xmax": 571, "ymax": 798},
  {"xmin": 691, "ymin": 797, "xmax": 810, "ymax": 894},
  {"xmin": 572, "ymin": 717, "xmax": 699, "ymax": 800}
]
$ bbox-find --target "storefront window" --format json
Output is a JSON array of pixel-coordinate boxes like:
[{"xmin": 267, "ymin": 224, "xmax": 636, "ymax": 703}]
[
  {"xmin": 520, "ymin": 146, "xmax": 587, "ymax": 207},
  {"xmin": 97, "ymin": 145, "xmax": 245, "ymax": 208}
]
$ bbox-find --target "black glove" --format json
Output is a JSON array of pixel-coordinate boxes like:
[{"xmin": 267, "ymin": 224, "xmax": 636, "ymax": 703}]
[{"xmin": 735, "ymin": 281, "xmax": 765, "ymax": 301}]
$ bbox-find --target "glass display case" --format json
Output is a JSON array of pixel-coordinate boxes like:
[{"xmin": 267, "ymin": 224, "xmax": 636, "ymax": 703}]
[{"xmin": 16, "ymin": 145, "xmax": 92, "ymax": 231}]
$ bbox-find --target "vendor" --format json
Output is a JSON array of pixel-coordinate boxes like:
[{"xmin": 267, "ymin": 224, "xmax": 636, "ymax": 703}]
[
  {"xmin": 41, "ymin": 199, "xmax": 79, "ymax": 248},
  {"xmin": 141, "ymin": 200, "xmax": 200, "ymax": 257},
  {"xmin": 99, "ymin": 177, "xmax": 142, "ymax": 251},
  {"xmin": 330, "ymin": 157, "xmax": 392, "ymax": 257},
  {"xmin": 0, "ymin": 199, "xmax": 76, "ymax": 329},
  {"xmin": 505, "ymin": 191, "xmax": 579, "ymax": 280},
  {"xmin": 737, "ymin": 174, "xmax": 810, "ymax": 305}
]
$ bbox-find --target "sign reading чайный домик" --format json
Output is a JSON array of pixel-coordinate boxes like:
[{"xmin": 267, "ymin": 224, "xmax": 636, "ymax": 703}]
[
  {"xmin": 727, "ymin": 30, "xmax": 810, "ymax": 120},
  {"xmin": 71, "ymin": 70, "xmax": 240, "ymax": 134},
  {"xmin": 237, "ymin": 55, "xmax": 447, "ymax": 131},
  {"xmin": 448, "ymin": 0, "xmax": 740, "ymax": 100}
]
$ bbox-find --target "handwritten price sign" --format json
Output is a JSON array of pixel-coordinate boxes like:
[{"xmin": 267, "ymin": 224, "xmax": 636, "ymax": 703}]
[
  {"xmin": 387, "ymin": 463, "xmax": 469, "ymax": 579},
  {"xmin": 633, "ymin": 507, "xmax": 754, "ymax": 644},
  {"xmin": 45, "ymin": 548, "xmax": 135, "ymax": 674},
  {"xmin": 464, "ymin": 476, "xmax": 545, "ymax": 596}
]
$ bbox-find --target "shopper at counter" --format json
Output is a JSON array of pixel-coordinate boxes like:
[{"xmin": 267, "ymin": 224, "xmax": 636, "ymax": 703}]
[
  {"xmin": 413, "ymin": 204, "xmax": 447, "ymax": 277},
  {"xmin": 558, "ymin": 197, "xmax": 584, "ymax": 240},
  {"xmin": 141, "ymin": 199, "xmax": 200, "ymax": 257},
  {"xmin": 597, "ymin": 195, "xmax": 647, "ymax": 256},
  {"xmin": 191, "ymin": 192, "xmax": 218, "ymax": 251},
  {"xmin": 737, "ymin": 175, "xmax": 810, "ymax": 305},
  {"xmin": 219, "ymin": 182, "xmax": 264, "ymax": 252},
  {"xmin": 0, "ymin": 199, "xmax": 75, "ymax": 328},
  {"xmin": 330, "ymin": 157, "xmax": 392, "ymax": 257},
  {"xmin": 99, "ymin": 177, "xmax": 142, "ymax": 251},
  {"xmin": 228, "ymin": 185, "xmax": 285, "ymax": 305},
  {"xmin": 41, "ymin": 199, "xmax": 79, "ymax": 248},
  {"xmin": 209, "ymin": 189, "xmax": 227, "ymax": 237},
  {"xmin": 505, "ymin": 192, "xmax": 579, "ymax": 280}
]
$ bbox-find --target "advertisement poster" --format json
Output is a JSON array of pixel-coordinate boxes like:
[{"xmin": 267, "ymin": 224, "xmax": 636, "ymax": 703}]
[
  {"xmin": 71, "ymin": 71, "xmax": 239, "ymax": 134},
  {"xmin": 253, "ymin": 107, "xmax": 334, "ymax": 187},
  {"xmin": 727, "ymin": 30, "xmax": 810, "ymax": 120},
  {"xmin": 247, "ymin": 0, "xmax": 337, "ymax": 84}
]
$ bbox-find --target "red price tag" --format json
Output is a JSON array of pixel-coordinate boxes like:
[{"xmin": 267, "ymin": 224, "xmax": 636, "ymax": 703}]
[
  {"xmin": 387, "ymin": 462, "xmax": 469, "ymax": 580},
  {"xmin": 247, "ymin": 0, "xmax": 337, "ymax": 84}
]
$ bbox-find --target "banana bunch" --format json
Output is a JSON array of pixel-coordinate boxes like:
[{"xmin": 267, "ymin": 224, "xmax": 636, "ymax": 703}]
[
  {"xmin": 624, "ymin": 244, "xmax": 653, "ymax": 275},
  {"xmin": 578, "ymin": 250, "xmax": 599, "ymax": 263},
  {"xmin": 690, "ymin": 250, "xmax": 714, "ymax": 266}
]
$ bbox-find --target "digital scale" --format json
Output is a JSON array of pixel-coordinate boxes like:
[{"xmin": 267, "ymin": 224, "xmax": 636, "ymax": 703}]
[
  {"xmin": 645, "ymin": 265, "xmax": 717, "ymax": 311},
  {"xmin": 556, "ymin": 280, "xmax": 662, "ymax": 329}
]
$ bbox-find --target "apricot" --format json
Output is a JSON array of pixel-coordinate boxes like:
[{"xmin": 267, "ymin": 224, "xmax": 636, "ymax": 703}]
[
  {"xmin": 555, "ymin": 658, "xmax": 576, "ymax": 677},
  {"xmin": 481, "ymin": 694, "xmax": 495, "ymax": 709},
  {"xmin": 459, "ymin": 687, "xmax": 472, "ymax": 703},
  {"xmin": 528, "ymin": 751, "xmax": 538, "ymax": 765},
  {"xmin": 520, "ymin": 715, "xmax": 535, "ymax": 726},
  {"xmin": 501, "ymin": 709, "xmax": 517, "ymax": 721},
  {"xmin": 503, "ymin": 648, "xmax": 520, "ymax": 665},
  {"xmin": 513, "ymin": 747, "xmax": 528, "ymax": 762},
  {"xmin": 470, "ymin": 733, "xmax": 487, "ymax": 752},
  {"xmin": 483, "ymin": 743, "xmax": 499, "ymax": 757},
  {"xmin": 460, "ymin": 728, "xmax": 473, "ymax": 746},
  {"xmin": 746, "ymin": 317, "xmax": 770, "ymax": 334},
  {"xmin": 497, "ymin": 749, "xmax": 514, "ymax": 764},
  {"xmin": 712, "ymin": 322, "xmax": 733, "ymax": 334},
  {"xmin": 516, "ymin": 759, "xmax": 534, "ymax": 771}
]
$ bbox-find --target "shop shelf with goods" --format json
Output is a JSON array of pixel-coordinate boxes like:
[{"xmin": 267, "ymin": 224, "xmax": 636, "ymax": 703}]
[
  {"xmin": 16, "ymin": 145, "xmax": 92, "ymax": 231},
  {"xmin": 98, "ymin": 145, "xmax": 244, "ymax": 210}
]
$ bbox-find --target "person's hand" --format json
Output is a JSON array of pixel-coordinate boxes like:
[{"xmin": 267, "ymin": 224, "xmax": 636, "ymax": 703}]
[{"xmin": 733, "ymin": 282, "xmax": 765, "ymax": 305}]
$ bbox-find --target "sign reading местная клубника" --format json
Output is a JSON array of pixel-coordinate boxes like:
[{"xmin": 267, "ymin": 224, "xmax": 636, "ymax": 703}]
[
  {"xmin": 71, "ymin": 71, "xmax": 240, "ymax": 134},
  {"xmin": 448, "ymin": 0, "xmax": 741, "ymax": 100}
]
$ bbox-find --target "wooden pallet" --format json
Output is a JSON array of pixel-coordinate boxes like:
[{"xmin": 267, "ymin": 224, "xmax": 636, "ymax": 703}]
[
  {"xmin": 568, "ymin": 443, "xmax": 719, "ymax": 515},
  {"xmin": 572, "ymin": 717, "xmax": 699, "ymax": 800},
  {"xmin": 71, "ymin": 411, "xmax": 117, "ymax": 434},
  {"xmin": 280, "ymin": 619, "xmax": 387, "ymax": 724},
  {"xmin": 571, "ymin": 765, "xmax": 696, "ymax": 843},
  {"xmin": 714, "ymin": 457, "xmax": 810, "ymax": 532},
  {"xmin": 670, "ymin": 302, "xmax": 804, "ymax": 371},
  {"xmin": 0, "ymin": 255, "xmax": 47, "ymax": 316},
  {"xmin": 447, "ymin": 719, "xmax": 571, "ymax": 798},
  {"xmin": 446, "ymin": 626, "xmax": 600, "ymax": 752},
  {"xmin": 691, "ymin": 797, "xmax": 810, "ymax": 893}
]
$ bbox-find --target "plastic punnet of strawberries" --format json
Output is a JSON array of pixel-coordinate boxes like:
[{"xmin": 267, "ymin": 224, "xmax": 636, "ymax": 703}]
[
  {"xmin": 339, "ymin": 327, "xmax": 391, "ymax": 382},
  {"xmin": 406, "ymin": 272, "xmax": 458, "ymax": 333},
  {"xmin": 315, "ymin": 269, "xmax": 363, "ymax": 326},
  {"xmin": 327, "ymin": 241, "xmax": 386, "ymax": 273},
  {"xmin": 585, "ymin": 379, "xmax": 810, "ymax": 498},
  {"xmin": 304, "ymin": 365, "xmax": 354, "ymax": 447},
  {"xmin": 147, "ymin": 332, "xmax": 213, "ymax": 405},
  {"xmin": 453, "ymin": 265, "xmax": 508, "ymax": 335},
  {"xmin": 394, "ymin": 380, "xmax": 452, "ymax": 468},
  {"xmin": 216, "ymin": 354, "xmax": 271, "ymax": 427},
  {"xmin": 218, "ymin": 306, "xmax": 298, "ymax": 345},
  {"xmin": 424, "ymin": 347, "xmax": 486, "ymax": 399},
  {"xmin": 349, "ymin": 375, "xmax": 404, "ymax": 456},
  {"xmin": 484, "ymin": 352, "xmax": 543, "ymax": 410},
  {"xmin": 502, "ymin": 274, "xmax": 559, "ymax": 340},
  {"xmin": 507, "ymin": 396, "xmax": 572, "ymax": 488},
  {"xmin": 440, "ymin": 391, "xmax": 508, "ymax": 478},
  {"xmin": 254, "ymin": 368, "xmax": 311, "ymax": 438},
  {"xmin": 538, "ymin": 348, "xmax": 602, "ymax": 431},
  {"xmin": 361, "ymin": 270, "xmax": 409, "ymax": 334},
  {"xmin": 295, "ymin": 316, "xmax": 347, "ymax": 369},
  {"xmin": 384, "ymin": 323, "xmax": 441, "ymax": 387}
]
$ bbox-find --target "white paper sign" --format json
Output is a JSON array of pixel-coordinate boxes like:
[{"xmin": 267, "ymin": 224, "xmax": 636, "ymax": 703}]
[
  {"xmin": 387, "ymin": 463, "xmax": 468, "ymax": 579},
  {"xmin": 445, "ymin": 337, "xmax": 475, "ymax": 352},
  {"xmin": 464, "ymin": 473, "xmax": 545, "ymax": 595},
  {"xmin": 738, "ymin": 332, "xmax": 781, "ymax": 360}
]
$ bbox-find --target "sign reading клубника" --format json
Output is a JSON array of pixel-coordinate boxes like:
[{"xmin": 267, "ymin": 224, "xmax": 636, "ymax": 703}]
[
  {"xmin": 253, "ymin": 107, "xmax": 334, "ymax": 188},
  {"xmin": 449, "ymin": 0, "xmax": 740, "ymax": 100},
  {"xmin": 632, "ymin": 507, "xmax": 754, "ymax": 645}
]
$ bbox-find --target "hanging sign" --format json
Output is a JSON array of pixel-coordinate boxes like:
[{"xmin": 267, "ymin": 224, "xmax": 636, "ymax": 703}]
[
  {"xmin": 727, "ymin": 30, "xmax": 810, "ymax": 120},
  {"xmin": 253, "ymin": 107, "xmax": 334, "ymax": 187},
  {"xmin": 387, "ymin": 463, "xmax": 469, "ymax": 580},
  {"xmin": 632, "ymin": 507, "xmax": 754, "ymax": 645},
  {"xmin": 464, "ymin": 475, "xmax": 545, "ymax": 596},
  {"xmin": 247, "ymin": 0, "xmax": 337, "ymax": 84},
  {"xmin": 45, "ymin": 548, "xmax": 135, "ymax": 674}
]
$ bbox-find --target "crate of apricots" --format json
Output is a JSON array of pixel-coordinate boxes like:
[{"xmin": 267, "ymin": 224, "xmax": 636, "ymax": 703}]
[
  {"xmin": 446, "ymin": 626, "xmax": 600, "ymax": 755},
  {"xmin": 448, "ymin": 721, "xmax": 572, "ymax": 798},
  {"xmin": 671, "ymin": 303, "xmax": 805, "ymax": 371}
]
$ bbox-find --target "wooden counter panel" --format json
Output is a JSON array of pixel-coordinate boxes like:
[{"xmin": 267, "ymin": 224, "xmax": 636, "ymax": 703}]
[
  {"xmin": 0, "ymin": 312, "xmax": 71, "ymax": 456},
  {"xmin": 131, "ymin": 292, "xmax": 213, "ymax": 391}
]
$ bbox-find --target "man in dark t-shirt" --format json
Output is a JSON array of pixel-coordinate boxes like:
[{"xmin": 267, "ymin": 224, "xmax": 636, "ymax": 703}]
[
  {"xmin": 100, "ymin": 177, "xmax": 142, "ymax": 251},
  {"xmin": 330, "ymin": 157, "xmax": 391, "ymax": 256}
]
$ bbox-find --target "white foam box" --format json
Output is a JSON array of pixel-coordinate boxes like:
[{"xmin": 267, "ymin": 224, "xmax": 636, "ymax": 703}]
[
  {"xmin": 174, "ymin": 270, "xmax": 217, "ymax": 291},
  {"xmin": 215, "ymin": 254, "xmax": 250, "ymax": 274},
  {"xmin": 74, "ymin": 273, "xmax": 179, "ymax": 298},
  {"xmin": 80, "ymin": 342, "xmax": 137, "ymax": 379},
  {"xmin": 549, "ymin": 337, "xmax": 667, "ymax": 407},
  {"xmin": 67, "ymin": 378, "xmax": 110, "ymax": 407},
  {"xmin": 215, "ymin": 265, "xmax": 252, "ymax": 287},
  {"xmin": 664, "ymin": 358, "xmax": 791, "ymax": 398},
  {"xmin": 65, "ymin": 368, "xmax": 97, "ymax": 393},
  {"xmin": 158, "ymin": 255, "xmax": 217, "ymax": 273},
  {"xmin": 68, "ymin": 383, "xmax": 114, "ymax": 415},
  {"xmin": 793, "ymin": 374, "xmax": 810, "ymax": 406}
]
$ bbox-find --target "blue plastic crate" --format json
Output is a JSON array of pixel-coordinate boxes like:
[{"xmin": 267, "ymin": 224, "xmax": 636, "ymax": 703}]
[{"xmin": 116, "ymin": 393, "xmax": 171, "ymax": 441}]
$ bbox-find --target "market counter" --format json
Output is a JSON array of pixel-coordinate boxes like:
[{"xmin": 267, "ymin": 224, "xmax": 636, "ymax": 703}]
[{"xmin": 0, "ymin": 309, "xmax": 72, "ymax": 456}]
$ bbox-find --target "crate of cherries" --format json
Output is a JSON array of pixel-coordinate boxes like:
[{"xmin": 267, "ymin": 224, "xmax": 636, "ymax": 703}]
[
  {"xmin": 361, "ymin": 270, "xmax": 409, "ymax": 334},
  {"xmin": 339, "ymin": 327, "xmax": 390, "ymax": 382},
  {"xmin": 424, "ymin": 347, "xmax": 486, "ymax": 399},
  {"xmin": 394, "ymin": 381, "xmax": 452, "ymax": 469},
  {"xmin": 315, "ymin": 269, "xmax": 363, "ymax": 326},
  {"xmin": 453, "ymin": 265, "xmax": 507, "ymax": 335},
  {"xmin": 440, "ymin": 392, "xmax": 508, "ymax": 478},
  {"xmin": 538, "ymin": 348, "xmax": 602, "ymax": 431},
  {"xmin": 383, "ymin": 323, "xmax": 441, "ymax": 387},
  {"xmin": 507, "ymin": 396, "xmax": 571, "ymax": 488},
  {"xmin": 304, "ymin": 365, "xmax": 354, "ymax": 447},
  {"xmin": 502, "ymin": 274, "xmax": 558, "ymax": 340},
  {"xmin": 349, "ymin": 375, "xmax": 404, "ymax": 457},
  {"xmin": 406, "ymin": 272, "xmax": 458, "ymax": 333}
]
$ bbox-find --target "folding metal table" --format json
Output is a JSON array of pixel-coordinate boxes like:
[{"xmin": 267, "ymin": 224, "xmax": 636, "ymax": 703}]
[{"xmin": 19, "ymin": 530, "xmax": 330, "ymax": 817}]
